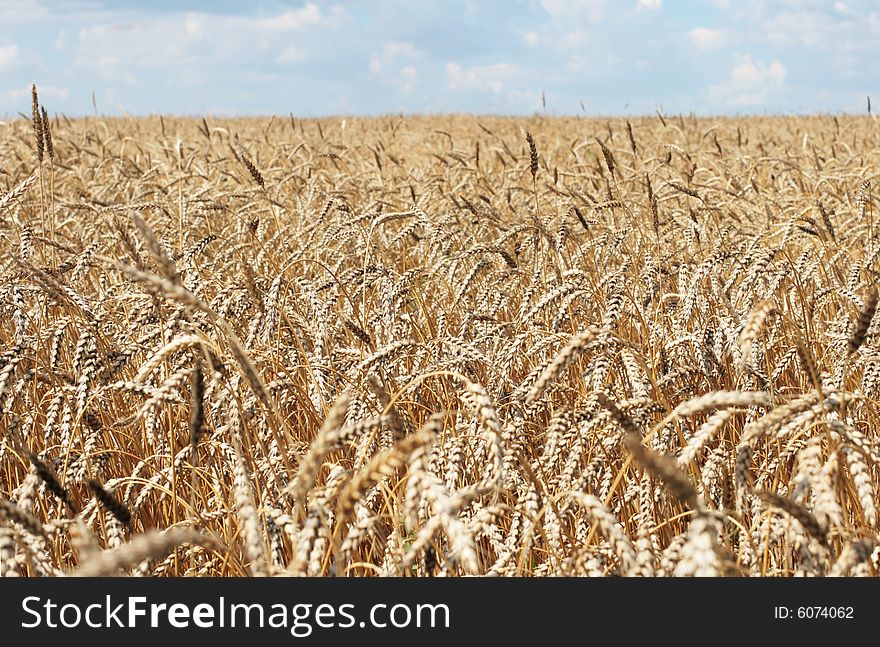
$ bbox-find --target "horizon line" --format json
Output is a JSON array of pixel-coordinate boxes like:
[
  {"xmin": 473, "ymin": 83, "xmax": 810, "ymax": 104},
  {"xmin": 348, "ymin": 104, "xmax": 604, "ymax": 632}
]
[{"xmin": 2, "ymin": 109, "xmax": 878, "ymax": 122}]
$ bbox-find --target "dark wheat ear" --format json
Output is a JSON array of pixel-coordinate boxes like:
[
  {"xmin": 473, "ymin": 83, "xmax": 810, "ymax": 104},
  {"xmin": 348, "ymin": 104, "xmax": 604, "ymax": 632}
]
[
  {"xmin": 796, "ymin": 342, "xmax": 822, "ymax": 392},
  {"xmin": 0, "ymin": 498, "xmax": 45, "ymax": 537},
  {"xmin": 31, "ymin": 84, "xmax": 44, "ymax": 162},
  {"xmin": 87, "ymin": 479, "xmax": 133, "ymax": 527},
  {"xmin": 856, "ymin": 180, "xmax": 871, "ymax": 220},
  {"xmin": 849, "ymin": 288, "xmax": 878, "ymax": 355},
  {"xmin": 625, "ymin": 120, "xmax": 638, "ymax": 156},
  {"xmin": 189, "ymin": 355, "xmax": 205, "ymax": 447},
  {"xmin": 622, "ymin": 432, "xmax": 700, "ymax": 511},
  {"xmin": 525, "ymin": 131, "xmax": 538, "ymax": 181},
  {"xmin": 756, "ymin": 490, "xmax": 828, "ymax": 547},
  {"xmin": 645, "ymin": 171, "xmax": 658, "ymax": 233},
  {"xmin": 241, "ymin": 153, "xmax": 265, "ymax": 188},
  {"xmin": 26, "ymin": 451, "xmax": 78, "ymax": 514},
  {"xmin": 40, "ymin": 105, "xmax": 54, "ymax": 161},
  {"xmin": 232, "ymin": 138, "xmax": 265, "ymax": 188},
  {"xmin": 595, "ymin": 136, "xmax": 616, "ymax": 176},
  {"xmin": 817, "ymin": 200, "xmax": 836, "ymax": 241}
]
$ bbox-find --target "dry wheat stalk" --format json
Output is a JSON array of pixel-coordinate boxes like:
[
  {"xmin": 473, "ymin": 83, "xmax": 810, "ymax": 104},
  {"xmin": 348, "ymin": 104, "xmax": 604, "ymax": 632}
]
[{"xmin": 72, "ymin": 528, "xmax": 218, "ymax": 576}]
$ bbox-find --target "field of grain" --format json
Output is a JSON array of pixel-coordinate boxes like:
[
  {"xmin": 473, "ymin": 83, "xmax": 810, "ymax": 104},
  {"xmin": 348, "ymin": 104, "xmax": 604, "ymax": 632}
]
[{"xmin": 1, "ymin": 89, "xmax": 879, "ymax": 576}]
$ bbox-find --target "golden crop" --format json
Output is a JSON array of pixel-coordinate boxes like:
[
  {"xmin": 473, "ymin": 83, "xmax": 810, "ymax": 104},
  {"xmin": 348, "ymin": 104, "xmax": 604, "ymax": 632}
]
[{"xmin": 1, "ymin": 98, "xmax": 879, "ymax": 576}]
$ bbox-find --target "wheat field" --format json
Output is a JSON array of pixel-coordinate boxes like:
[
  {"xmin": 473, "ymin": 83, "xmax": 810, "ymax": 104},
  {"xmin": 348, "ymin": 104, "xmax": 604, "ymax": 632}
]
[{"xmin": 2, "ymin": 88, "xmax": 880, "ymax": 576}]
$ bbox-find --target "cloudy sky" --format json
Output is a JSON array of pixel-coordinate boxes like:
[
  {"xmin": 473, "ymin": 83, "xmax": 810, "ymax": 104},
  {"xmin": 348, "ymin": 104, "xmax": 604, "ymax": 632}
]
[{"xmin": 0, "ymin": 0, "xmax": 878, "ymax": 117}]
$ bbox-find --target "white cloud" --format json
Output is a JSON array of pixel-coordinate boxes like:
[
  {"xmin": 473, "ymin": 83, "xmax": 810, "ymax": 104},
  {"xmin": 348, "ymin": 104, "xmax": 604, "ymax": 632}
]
[
  {"xmin": 184, "ymin": 13, "xmax": 202, "ymax": 36},
  {"xmin": 731, "ymin": 56, "xmax": 786, "ymax": 85},
  {"xmin": 8, "ymin": 84, "xmax": 69, "ymax": 101},
  {"xmin": 524, "ymin": 30, "xmax": 539, "ymax": 47},
  {"xmin": 561, "ymin": 29, "xmax": 587, "ymax": 50},
  {"xmin": 708, "ymin": 55, "xmax": 787, "ymax": 108},
  {"xmin": 64, "ymin": 7, "xmax": 349, "ymax": 84},
  {"xmin": 505, "ymin": 88, "xmax": 542, "ymax": 111},
  {"xmin": 834, "ymin": 2, "xmax": 851, "ymax": 15},
  {"xmin": 189, "ymin": 4, "xmax": 346, "ymax": 42},
  {"xmin": 762, "ymin": 10, "xmax": 839, "ymax": 47},
  {"xmin": 0, "ymin": 0, "xmax": 51, "ymax": 24},
  {"xmin": 0, "ymin": 44, "xmax": 19, "ymax": 70},
  {"xmin": 769, "ymin": 0, "xmax": 825, "ymax": 6},
  {"xmin": 369, "ymin": 42, "xmax": 423, "ymax": 95},
  {"xmin": 276, "ymin": 45, "xmax": 307, "ymax": 64},
  {"xmin": 399, "ymin": 66, "xmax": 417, "ymax": 94},
  {"xmin": 369, "ymin": 41, "xmax": 423, "ymax": 75},
  {"xmin": 834, "ymin": 53, "xmax": 857, "ymax": 76},
  {"xmin": 71, "ymin": 22, "xmax": 181, "ymax": 81},
  {"xmin": 637, "ymin": 0, "xmax": 662, "ymax": 10},
  {"xmin": 539, "ymin": 0, "xmax": 605, "ymax": 22},
  {"xmin": 446, "ymin": 62, "xmax": 521, "ymax": 94},
  {"xmin": 257, "ymin": 4, "xmax": 323, "ymax": 31},
  {"xmin": 688, "ymin": 27, "xmax": 726, "ymax": 49}
]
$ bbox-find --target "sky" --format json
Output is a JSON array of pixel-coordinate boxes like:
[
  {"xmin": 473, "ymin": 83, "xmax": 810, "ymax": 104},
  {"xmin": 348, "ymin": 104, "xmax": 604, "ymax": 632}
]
[{"xmin": 0, "ymin": 0, "xmax": 878, "ymax": 117}]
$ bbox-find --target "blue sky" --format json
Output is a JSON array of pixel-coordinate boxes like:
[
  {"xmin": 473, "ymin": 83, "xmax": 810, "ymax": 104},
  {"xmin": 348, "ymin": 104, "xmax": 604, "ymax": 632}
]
[{"xmin": 0, "ymin": 0, "xmax": 878, "ymax": 117}]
